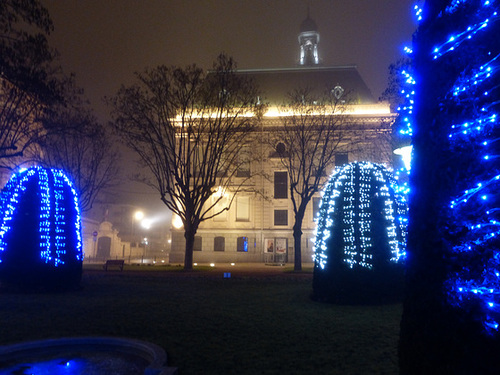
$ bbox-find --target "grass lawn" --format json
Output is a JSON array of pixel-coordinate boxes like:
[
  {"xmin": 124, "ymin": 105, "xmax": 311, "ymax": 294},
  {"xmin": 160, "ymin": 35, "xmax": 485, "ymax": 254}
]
[{"xmin": 0, "ymin": 266, "xmax": 402, "ymax": 374}]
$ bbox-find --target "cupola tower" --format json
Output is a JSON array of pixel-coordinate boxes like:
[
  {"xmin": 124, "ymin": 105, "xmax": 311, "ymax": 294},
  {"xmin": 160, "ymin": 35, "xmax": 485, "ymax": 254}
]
[{"xmin": 298, "ymin": 10, "xmax": 320, "ymax": 66}]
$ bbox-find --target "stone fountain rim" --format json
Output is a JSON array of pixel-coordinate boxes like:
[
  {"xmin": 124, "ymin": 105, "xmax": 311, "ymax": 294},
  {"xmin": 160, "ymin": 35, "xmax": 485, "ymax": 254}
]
[{"xmin": 0, "ymin": 336, "xmax": 170, "ymax": 373}]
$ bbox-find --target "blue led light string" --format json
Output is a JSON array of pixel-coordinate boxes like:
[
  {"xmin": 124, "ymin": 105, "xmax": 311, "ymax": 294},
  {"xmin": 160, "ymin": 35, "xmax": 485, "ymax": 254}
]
[
  {"xmin": 392, "ymin": 45, "xmax": 415, "ymax": 205},
  {"xmin": 398, "ymin": 67, "xmax": 416, "ymax": 137},
  {"xmin": 423, "ymin": 0, "xmax": 500, "ymax": 333},
  {"xmin": 432, "ymin": 16, "xmax": 494, "ymax": 59},
  {"xmin": 359, "ymin": 164, "xmax": 374, "ymax": 268},
  {"xmin": 59, "ymin": 171, "xmax": 83, "ymax": 260},
  {"xmin": 342, "ymin": 164, "xmax": 357, "ymax": 268},
  {"xmin": 52, "ymin": 169, "xmax": 67, "ymax": 266},
  {"xmin": 376, "ymin": 167, "xmax": 403, "ymax": 262},
  {"xmin": 38, "ymin": 168, "xmax": 52, "ymax": 264},
  {"xmin": 312, "ymin": 164, "xmax": 345, "ymax": 270},
  {"xmin": 451, "ymin": 53, "xmax": 499, "ymax": 97},
  {"xmin": 0, "ymin": 169, "xmax": 35, "ymax": 261},
  {"xmin": 0, "ymin": 167, "xmax": 83, "ymax": 267},
  {"xmin": 313, "ymin": 162, "xmax": 407, "ymax": 271},
  {"xmin": 446, "ymin": 0, "xmax": 496, "ymax": 14},
  {"xmin": 384, "ymin": 51, "xmax": 414, "ymax": 250},
  {"xmin": 414, "ymin": 5, "xmax": 424, "ymax": 21},
  {"xmin": 449, "ymin": 114, "xmax": 497, "ymax": 138},
  {"xmin": 432, "ymin": 1, "xmax": 498, "ymax": 59}
]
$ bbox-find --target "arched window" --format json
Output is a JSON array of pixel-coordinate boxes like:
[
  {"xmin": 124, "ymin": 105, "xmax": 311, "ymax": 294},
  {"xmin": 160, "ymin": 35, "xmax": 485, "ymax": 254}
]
[
  {"xmin": 237, "ymin": 237, "xmax": 248, "ymax": 252},
  {"xmin": 214, "ymin": 237, "xmax": 225, "ymax": 252}
]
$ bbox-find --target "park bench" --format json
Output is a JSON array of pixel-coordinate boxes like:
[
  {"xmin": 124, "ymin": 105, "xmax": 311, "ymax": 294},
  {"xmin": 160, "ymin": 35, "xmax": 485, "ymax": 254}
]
[{"xmin": 104, "ymin": 259, "xmax": 125, "ymax": 271}]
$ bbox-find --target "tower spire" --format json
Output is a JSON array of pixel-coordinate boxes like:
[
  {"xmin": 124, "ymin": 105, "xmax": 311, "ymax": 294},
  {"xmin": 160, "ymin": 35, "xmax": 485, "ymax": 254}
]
[{"xmin": 298, "ymin": 7, "xmax": 320, "ymax": 66}]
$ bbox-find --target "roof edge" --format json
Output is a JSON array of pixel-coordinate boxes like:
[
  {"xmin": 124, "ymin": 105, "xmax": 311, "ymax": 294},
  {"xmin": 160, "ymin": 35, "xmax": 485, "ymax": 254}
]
[{"xmin": 234, "ymin": 65, "xmax": 358, "ymax": 74}]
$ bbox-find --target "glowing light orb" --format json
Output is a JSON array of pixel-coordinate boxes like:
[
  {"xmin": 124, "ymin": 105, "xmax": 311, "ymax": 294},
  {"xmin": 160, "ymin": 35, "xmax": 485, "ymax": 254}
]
[
  {"xmin": 394, "ymin": 145, "xmax": 413, "ymax": 171},
  {"xmin": 172, "ymin": 214, "xmax": 183, "ymax": 229}
]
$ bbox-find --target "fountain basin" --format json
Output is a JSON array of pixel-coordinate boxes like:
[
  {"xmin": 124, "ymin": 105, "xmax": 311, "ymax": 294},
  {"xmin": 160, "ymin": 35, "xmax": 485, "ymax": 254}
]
[{"xmin": 0, "ymin": 337, "xmax": 177, "ymax": 374}]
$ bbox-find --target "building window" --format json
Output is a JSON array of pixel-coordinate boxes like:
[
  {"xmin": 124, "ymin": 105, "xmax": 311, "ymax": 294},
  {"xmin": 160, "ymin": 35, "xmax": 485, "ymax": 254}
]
[
  {"xmin": 214, "ymin": 237, "xmax": 225, "ymax": 252},
  {"xmin": 236, "ymin": 196, "xmax": 250, "ymax": 222},
  {"xmin": 276, "ymin": 142, "xmax": 286, "ymax": 155},
  {"xmin": 274, "ymin": 209, "xmax": 288, "ymax": 226},
  {"xmin": 236, "ymin": 147, "xmax": 251, "ymax": 177},
  {"xmin": 313, "ymin": 197, "xmax": 322, "ymax": 221},
  {"xmin": 335, "ymin": 153, "xmax": 349, "ymax": 166},
  {"xmin": 237, "ymin": 236, "xmax": 248, "ymax": 252},
  {"xmin": 270, "ymin": 142, "xmax": 289, "ymax": 158},
  {"xmin": 274, "ymin": 171, "xmax": 288, "ymax": 199},
  {"xmin": 194, "ymin": 236, "xmax": 202, "ymax": 251}
]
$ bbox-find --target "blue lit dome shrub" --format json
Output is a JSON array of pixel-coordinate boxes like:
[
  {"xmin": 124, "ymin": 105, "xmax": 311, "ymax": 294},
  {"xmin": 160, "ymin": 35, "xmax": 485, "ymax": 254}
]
[
  {"xmin": 0, "ymin": 167, "xmax": 83, "ymax": 290},
  {"xmin": 312, "ymin": 161, "xmax": 407, "ymax": 303}
]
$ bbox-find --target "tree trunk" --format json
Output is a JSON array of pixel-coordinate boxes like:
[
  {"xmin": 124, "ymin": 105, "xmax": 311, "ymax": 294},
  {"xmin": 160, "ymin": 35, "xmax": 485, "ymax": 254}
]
[
  {"xmin": 293, "ymin": 210, "xmax": 305, "ymax": 271},
  {"xmin": 183, "ymin": 224, "xmax": 196, "ymax": 271}
]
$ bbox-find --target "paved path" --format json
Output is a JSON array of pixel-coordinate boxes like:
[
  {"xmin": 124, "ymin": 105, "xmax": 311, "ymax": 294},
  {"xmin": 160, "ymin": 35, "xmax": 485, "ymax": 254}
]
[{"xmin": 84, "ymin": 262, "xmax": 314, "ymax": 280}]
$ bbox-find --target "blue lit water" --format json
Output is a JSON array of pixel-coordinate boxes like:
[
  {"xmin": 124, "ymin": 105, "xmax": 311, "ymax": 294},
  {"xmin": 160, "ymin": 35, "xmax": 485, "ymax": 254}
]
[{"xmin": 0, "ymin": 350, "xmax": 149, "ymax": 375}]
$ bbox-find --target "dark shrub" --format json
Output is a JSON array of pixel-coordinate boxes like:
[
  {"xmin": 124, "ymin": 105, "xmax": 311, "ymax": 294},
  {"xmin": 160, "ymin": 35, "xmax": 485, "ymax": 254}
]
[
  {"xmin": 0, "ymin": 167, "xmax": 82, "ymax": 290},
  {"xmin": 312, "ymin": 162, "xmax": 407, "ymax": 303}
]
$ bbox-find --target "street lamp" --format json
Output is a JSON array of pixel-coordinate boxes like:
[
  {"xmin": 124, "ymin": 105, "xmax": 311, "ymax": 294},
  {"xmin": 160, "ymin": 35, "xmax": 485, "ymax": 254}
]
[
  {"xmin": 140, "ymin": 219, "xmax": 152, "ymax": 261},
  {"xmin": 134, "ymin": 210, "xmax": 144, "ymax": 221},
  {"xmin": 132, "ymin": 210, "xmax": 145, "ymax": 254},
  {"xmin": 141, "ymin": 218, "xmax": 152, "ymax": 230}
]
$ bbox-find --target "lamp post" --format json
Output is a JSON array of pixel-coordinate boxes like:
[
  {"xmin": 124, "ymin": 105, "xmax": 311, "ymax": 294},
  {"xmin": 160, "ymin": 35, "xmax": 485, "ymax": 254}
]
[
  {"xmin": 140, "ymin": 219, "xmax": 152, "ymax": 261},
  {"xmin": 131, "ymin": 210, "xmax": 144, "ymax": 261}
]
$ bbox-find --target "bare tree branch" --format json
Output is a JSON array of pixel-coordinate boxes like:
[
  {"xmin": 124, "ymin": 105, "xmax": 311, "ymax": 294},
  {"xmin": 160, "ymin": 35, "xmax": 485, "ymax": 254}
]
[
  {"xmin": 267, "ymin": 87, "xmax": 356, "ymax": 271},
  {"xmin": 108, "ymin": 54, "xmax": 261, "ymax": 270},
  {"xmin": 37, "ymin": 104, "xmax": 120, "ymax": 212}
]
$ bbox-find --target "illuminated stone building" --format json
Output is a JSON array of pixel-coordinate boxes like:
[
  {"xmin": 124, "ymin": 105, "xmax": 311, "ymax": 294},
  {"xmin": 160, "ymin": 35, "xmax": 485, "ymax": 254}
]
[{"xmin": 169, "ymin": 15, "xmax": 396, "ymax": 264}]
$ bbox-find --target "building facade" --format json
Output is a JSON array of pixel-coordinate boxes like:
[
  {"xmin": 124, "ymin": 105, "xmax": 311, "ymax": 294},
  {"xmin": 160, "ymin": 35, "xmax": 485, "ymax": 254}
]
[{"xmin": 169, "ymin": 16, "xmax": 396, "ymax": 264}]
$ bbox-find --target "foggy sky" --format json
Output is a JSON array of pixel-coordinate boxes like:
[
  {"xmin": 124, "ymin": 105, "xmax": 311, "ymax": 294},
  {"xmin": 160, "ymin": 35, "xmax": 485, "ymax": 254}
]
[
  {"xmin": 44, "ymin": 0, "xmax": 416, "ymax": 121},
  {"xmin": 42, "ymin": 0, "xmax": 417, "ymax": 214}
]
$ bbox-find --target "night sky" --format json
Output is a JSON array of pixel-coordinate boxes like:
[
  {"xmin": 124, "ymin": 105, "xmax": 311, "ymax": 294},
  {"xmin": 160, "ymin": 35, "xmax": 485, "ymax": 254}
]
[
  {"xmin": 44, "ymin": 0, "xmax": 417, "ymax": 120},
  {"xmin": 42, "ymin": 0, "xmax": 417, "ymax": 214}
]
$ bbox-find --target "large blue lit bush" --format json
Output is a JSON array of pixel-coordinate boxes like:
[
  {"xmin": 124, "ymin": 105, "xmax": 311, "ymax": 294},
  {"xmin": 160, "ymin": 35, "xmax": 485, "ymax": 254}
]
[
  {"xmin": 312, "ymin": 161, "xmax": 407, "ymax": 303},
  {"xmin": 398, "ymin": 2, "xmax": 500, "ymax": 372},
  {"xmin": 0, "ymin": 167, "xmax": 83, "ymax": 290}
]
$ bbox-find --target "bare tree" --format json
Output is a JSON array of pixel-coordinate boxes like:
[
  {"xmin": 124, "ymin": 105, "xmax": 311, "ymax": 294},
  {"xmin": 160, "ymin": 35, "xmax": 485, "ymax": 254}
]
[
  {"xmin": 380, "ymin": 57, "xmax": 413, "ymax": 153},
  {"xmin": 0, "ymin": 0, "xmax": 55, "ymax": 94},
  {"xmin": 0, "ymin": 0, "xmax": 60, "ymax": 171},
  {"xmin": 108, "ymin": 54, "xmax": 261, "ymax": 270},
  {"xmin": 269, "ymin": 88, "xmax": 354, "ymax": 271},
  {"xmin": 38, "ymin": 104, "xmax": 120, "ymax": 212},
  {"xmin": 0, "ymin": 80, "xmax": 45, "ymax": 167}
]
